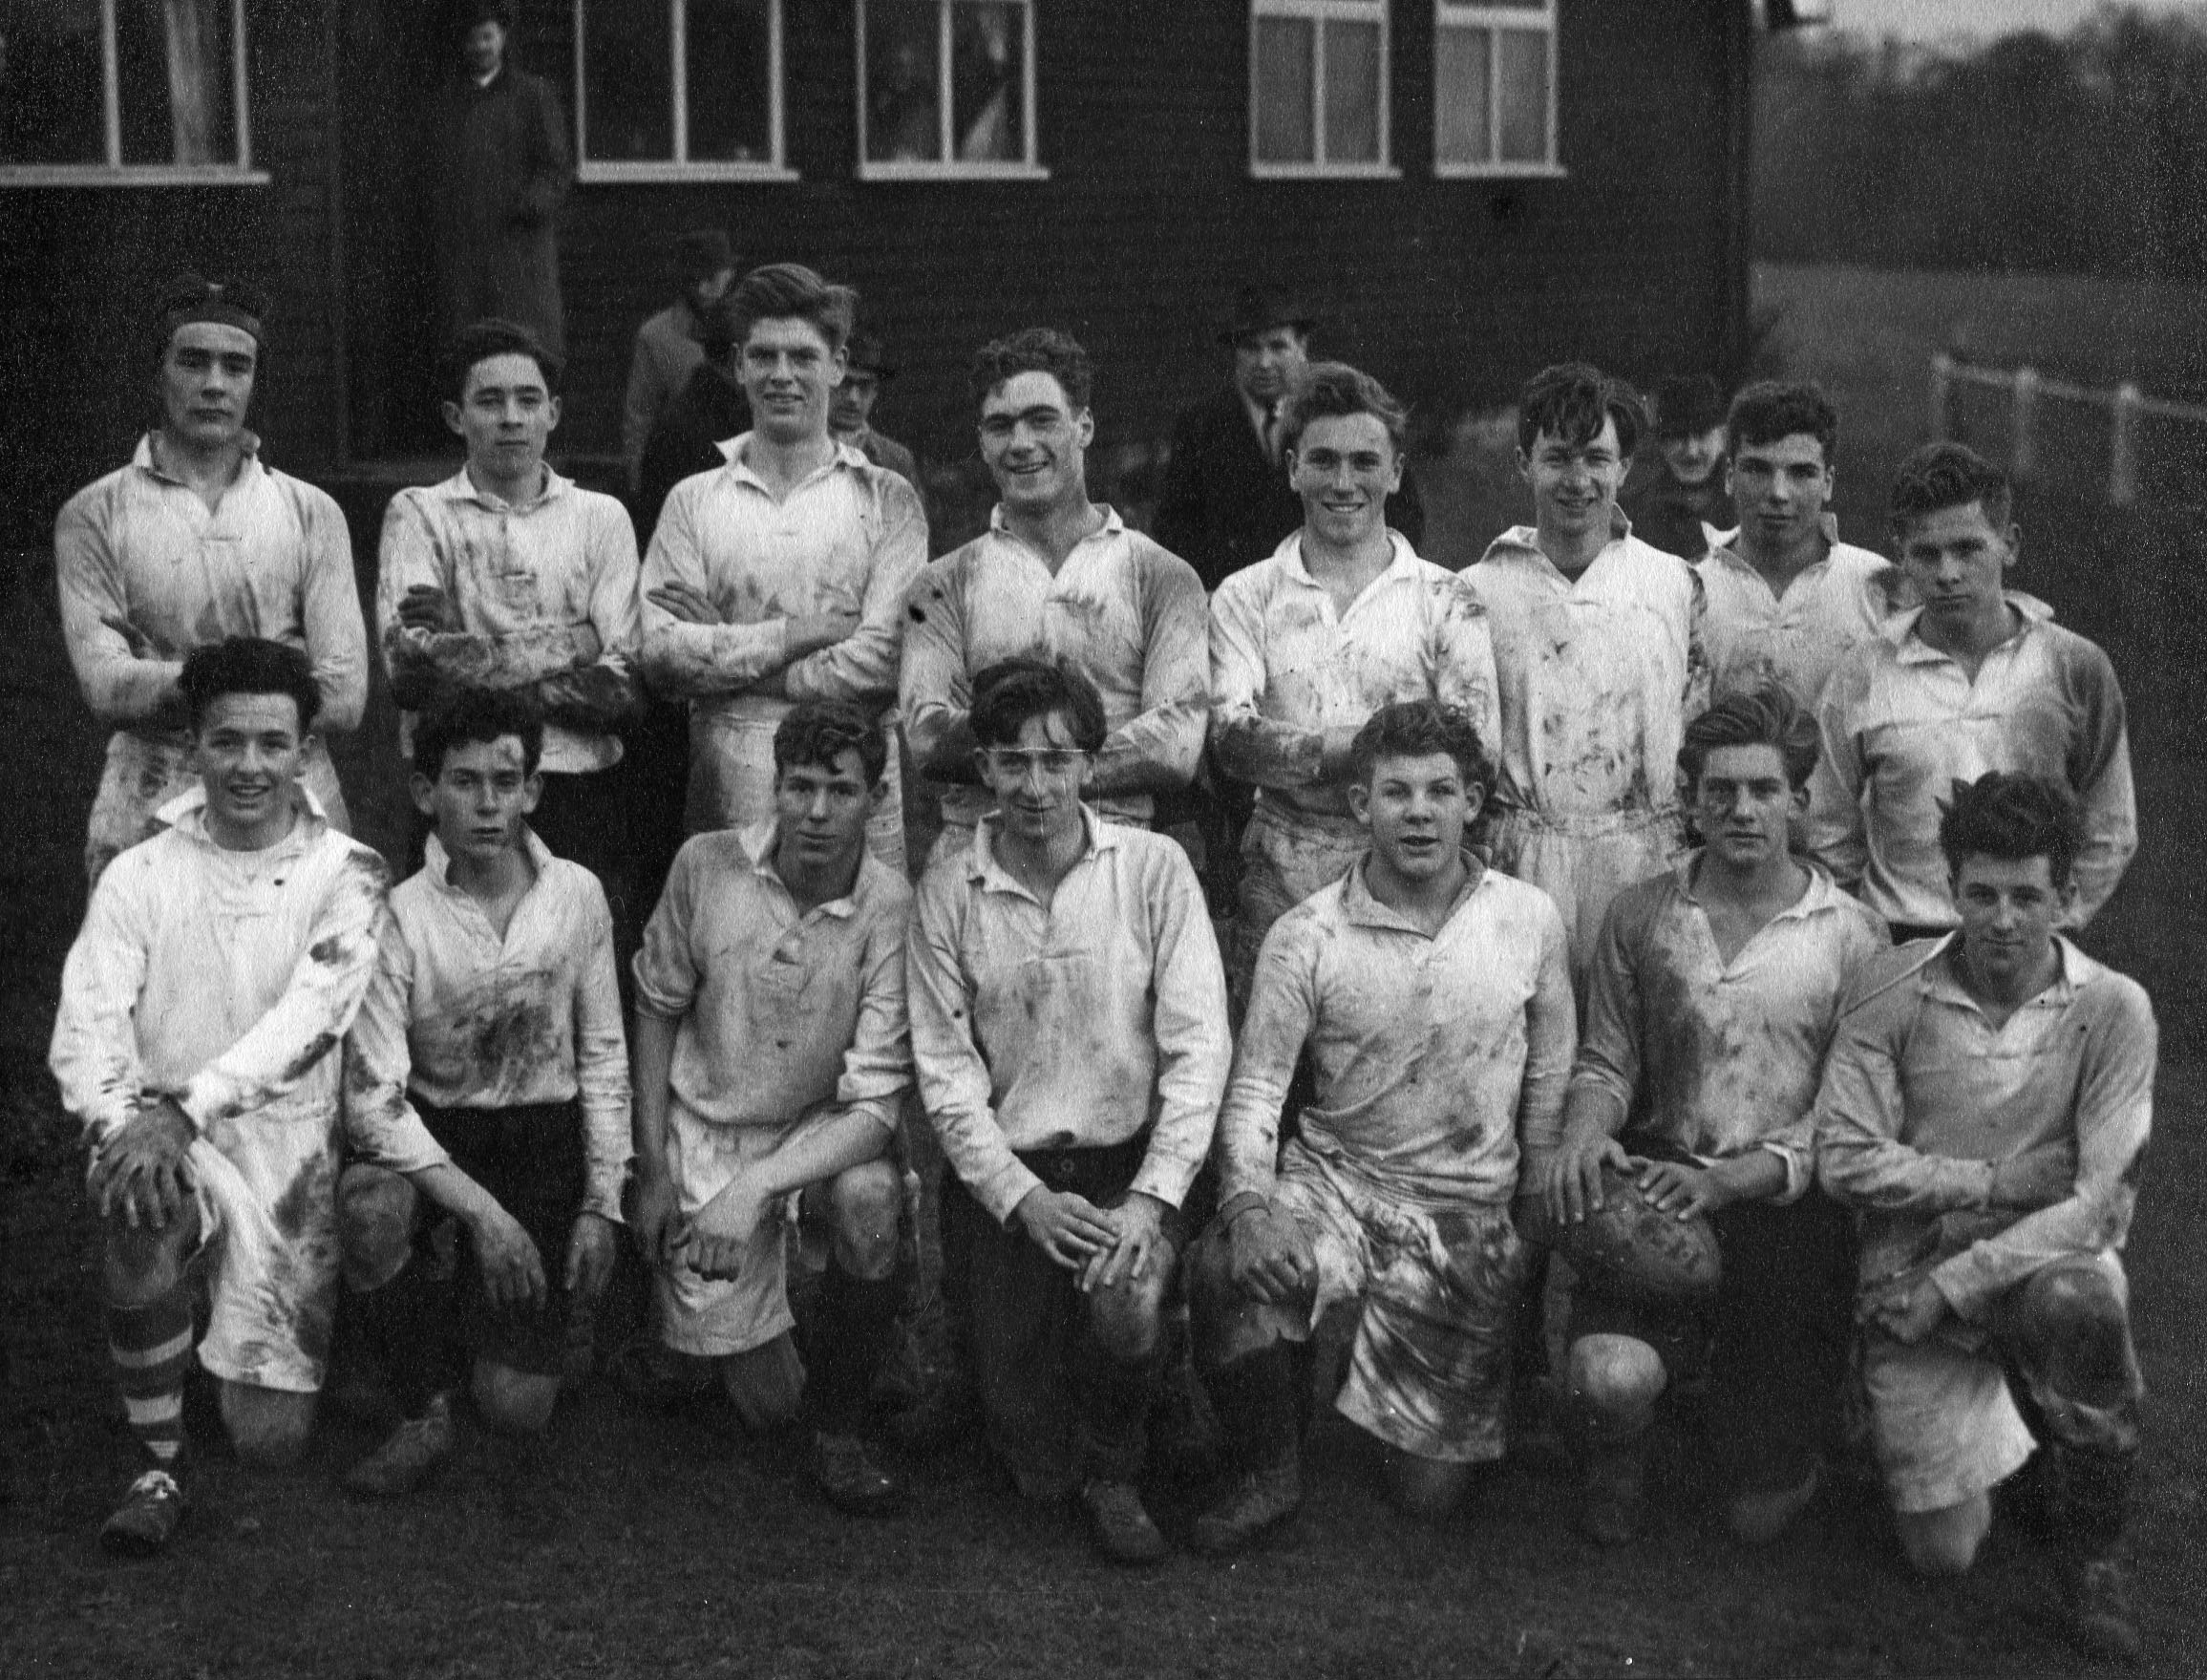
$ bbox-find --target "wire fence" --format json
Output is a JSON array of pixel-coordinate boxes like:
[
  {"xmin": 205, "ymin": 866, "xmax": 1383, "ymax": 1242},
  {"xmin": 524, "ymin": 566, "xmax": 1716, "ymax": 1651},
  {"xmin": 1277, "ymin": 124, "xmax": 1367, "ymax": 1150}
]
[{"xmin": 1930, "ymin": 351, "xmax": 2207, "ymax": 509}]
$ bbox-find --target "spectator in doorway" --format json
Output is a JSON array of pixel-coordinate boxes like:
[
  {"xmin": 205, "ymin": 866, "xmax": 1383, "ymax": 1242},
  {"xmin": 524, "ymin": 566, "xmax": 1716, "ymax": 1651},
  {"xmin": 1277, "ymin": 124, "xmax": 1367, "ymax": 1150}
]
[
  {"xmin": 624, "ymin": 228, "xmax": 738, "ymax": 497},
  {"xmin": 831, "ymin": 331, "xmax": 923, "ymax": 497}
]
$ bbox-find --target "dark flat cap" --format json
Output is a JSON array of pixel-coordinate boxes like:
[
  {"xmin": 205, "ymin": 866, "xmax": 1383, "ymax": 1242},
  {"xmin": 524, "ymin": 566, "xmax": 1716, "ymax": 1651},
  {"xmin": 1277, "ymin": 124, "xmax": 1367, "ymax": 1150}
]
[
  {"xmin": 1220, "ymin": 285, "xmax": 1317, "ymax": 344},
  {"xmin": 844, "ymin": 331, "xmax": 897, "ymax": 378},
  {"xmin": 676, "ymin": 228, "xmax": 735, "ymax": 280},
  {"xmin": 1653, "ymin": 374, "xmax": 1727, "ymax": 437}
]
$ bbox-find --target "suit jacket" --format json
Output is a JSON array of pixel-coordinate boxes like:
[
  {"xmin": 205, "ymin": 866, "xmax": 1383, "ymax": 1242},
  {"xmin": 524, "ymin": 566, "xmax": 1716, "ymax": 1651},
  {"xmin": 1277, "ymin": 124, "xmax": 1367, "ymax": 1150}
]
[
  {"xmin": 1154, "ymin": 386, "xmax": 1425, "ymax": 592},
  {"xmin": 633, "ymin": 364, "xmax": 748, "ymax": 549},
  {"xmin": 428, "ymin": 65, "xmax": 571, "ymax": 357}
]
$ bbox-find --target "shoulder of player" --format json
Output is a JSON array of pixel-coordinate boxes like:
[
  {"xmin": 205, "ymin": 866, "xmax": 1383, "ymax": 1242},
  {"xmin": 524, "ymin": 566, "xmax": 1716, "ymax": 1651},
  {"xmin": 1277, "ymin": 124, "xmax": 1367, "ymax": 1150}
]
[
  {"xmin": 1121, "ymin": 529, "xmax": 1204, "ymax": 594},
  {"xmin": 1837, "ymin": 939, "xmax": 1942, "ymax": 1020},
  {"xmin": 57, "ymin": 463, "xmax": 138, "ymax": 529},
  {"xmin": 855, "ymin": 854, "xmax": 917, "ymax": 921}
]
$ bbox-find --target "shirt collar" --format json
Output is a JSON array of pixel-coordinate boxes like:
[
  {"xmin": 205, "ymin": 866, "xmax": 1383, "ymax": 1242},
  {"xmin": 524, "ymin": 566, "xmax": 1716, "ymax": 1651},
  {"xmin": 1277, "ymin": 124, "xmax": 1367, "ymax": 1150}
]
[
  {"xmin": 987, "ymin": 501, "xmax": 1126, "ymax": 542},
  {"xmin": 967, "ymin": 803, "xmax": 1119, "ymax": 898},
  {"xmin": 154, "ymin": 780, "xmax": 329, "ymax": 847},
  {"xmin": 133, "ymin": 431, "xmax": 264, "ymax": 485},
  {"xmin": 1479, "ymin": 505, "xmax": 1634, "ymax": 576},
  {"xmin": 1272, "ymin": 529, "xmax": 1420, "ymax": 587},
  {"xmin": 740, "ymin": 819, "xmax": 868, "ymax": 919},
  {"xmin": 718, "ymin": 432, "xmax": 870, "ymax": 485},
  {"xmin": 1927, "ymin": 934, "xmax": 2087, "ymax": 1013},
  {"xmin": 1338, "ymin": 851, "xmax": 1488, "ymax": 935},
  {"xmin": 1707, "ymin": 512, "xmax": 1844, "ymax": 573},
  {"xmin": 1890, "ymin": 591, "xmax": 2054, "ymax": 661},
  {"xmin": 1674, "ymin": 850, "xmax": 1850, "ymax": 923},
  {"xmin": 435, "ymin": 461, "xmax": 570, "ymax": 512},
  {"xmin": 422, "ymin": 822, "xmax": 556, "ymax": 895}
]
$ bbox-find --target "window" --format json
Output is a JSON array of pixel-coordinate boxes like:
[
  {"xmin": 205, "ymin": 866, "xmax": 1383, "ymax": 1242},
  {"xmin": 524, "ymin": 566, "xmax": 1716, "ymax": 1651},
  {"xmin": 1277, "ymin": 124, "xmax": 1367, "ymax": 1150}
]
[
  {"xmin": 573, "ymin": 0, "xmax": 790, "ymax": 181},
  {"xmin": 1249, "ymin": 0, "xmax": 1392, "ymax": 178},
  {"xmin": 1434, "ymin": 0, "xmax": 1560, "ymax": 176},
  {"xmin": 0, "ymin": 0, "xmax": 260, "ymax": 185},
  {"xmin": 858, "ymin": 0, "xmax": 1042, "ymax": 180}
]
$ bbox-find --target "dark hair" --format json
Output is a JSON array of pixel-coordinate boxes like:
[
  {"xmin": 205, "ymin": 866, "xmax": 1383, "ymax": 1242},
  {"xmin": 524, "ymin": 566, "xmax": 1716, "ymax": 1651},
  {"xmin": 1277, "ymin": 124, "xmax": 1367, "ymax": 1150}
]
[
  {"xmin": 412, "ymin": 687, "xmax": 544, "ymax": 780},
  {"xmin": 1280, "ymin": 361, "xmax": 1409, "ymax": 456},
  {"xmin": 179, "ymin": 637, "xmax": 320, "ymax": 735},
  {"xmin": 444, "ymin": 318, "xmax": 562, "ymax": 404},
  {"xmin": 773, "ymin": 698, "xmax": 888, "ymax": 786},
  {"xmin": 1679, "ymin": 683, "xmax": 1821, "ymax": 795},
  {"xmin": 1939, "ymin": 772, "xmax": 2083, "ymax": 891},
  {"xmin": 1348, "ymin": 700, "xmax": 1496, "ymax": 801},
  {"xmin": 1517, "ymin": 362, "xmax": 1645, "ymax": 457},
  {"xmin": 728, "ymin": 263, "xmax": 857, "ymax": 354},
  {"xmin": 968, "ymin": 327, "xmax": 1094, "ymax": 413},
  {"xmin": 1652, "ymin": 373, "xmax": 1726, "ymax": 440},
  {"xmin": 1726, "ymin": 379, "xmax": 1838, "ymax": 461},
  {"xmin": 1890, "ymin": 440, "xmax": 2012, "ymax": 542},
  {"xmin": 969, "ymin": 656, "xmax": 1108, "ymax": 754}
]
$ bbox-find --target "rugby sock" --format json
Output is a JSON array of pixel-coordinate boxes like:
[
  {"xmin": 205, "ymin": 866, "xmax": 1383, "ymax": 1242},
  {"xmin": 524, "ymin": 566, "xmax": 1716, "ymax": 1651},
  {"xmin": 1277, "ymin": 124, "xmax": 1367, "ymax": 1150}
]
[
  {"xmin": 1201, "ymin": 1344, "xmax": 1301, "ymax": 1472},
  {"xmin": 810, "ymin": 1264, "xmax": 902, "ymax": 1436},
  {"xmin": 108, "ymin": 1289, "xmax": 194, "ymax": 1468}
]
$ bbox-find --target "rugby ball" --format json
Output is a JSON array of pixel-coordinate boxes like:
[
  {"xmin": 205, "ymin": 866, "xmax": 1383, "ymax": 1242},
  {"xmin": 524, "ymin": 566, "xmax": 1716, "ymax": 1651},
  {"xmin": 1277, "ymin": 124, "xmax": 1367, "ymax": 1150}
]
[{"xmin": 1548, "ymin": 1165, "xmax": 1722, "ymax": 1305}]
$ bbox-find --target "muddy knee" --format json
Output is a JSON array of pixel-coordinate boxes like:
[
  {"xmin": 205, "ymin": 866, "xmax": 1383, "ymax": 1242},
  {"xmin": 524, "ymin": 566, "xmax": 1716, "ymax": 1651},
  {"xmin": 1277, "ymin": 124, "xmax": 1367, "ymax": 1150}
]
[
  {"xmin": 1567, "ymin": 1333, "xmax": 1666, "ymax": 1441},
  {"xmin": 1090, "ymin": 1265, "xmax": 1173, "ymax": 1366},
  {"xmin": 1190, "ymin": 1221, "xmax": 1300, "ymax": 1369},
  {"xmin": 474, "ymin": 1360, "xmax": 561, "ymax": 1435},
  {"xmin": 1898, "ymin": 1495, "xmax": 1992, "ymax": 1576},
  {"xmin": 102, "ymin": 1213, "xmax": 198, "ymax": 1305},
  {"xmin": 337, "ymin": 1163, "xmax": 418, "ymax": 1291},
  {"xmin": 828, "ymin": 1159, "xmax": 902, "ymax": 1283},
  {"xmin": 222, "ymin": 1381, "xmax": 317, "ymax": 1468}
]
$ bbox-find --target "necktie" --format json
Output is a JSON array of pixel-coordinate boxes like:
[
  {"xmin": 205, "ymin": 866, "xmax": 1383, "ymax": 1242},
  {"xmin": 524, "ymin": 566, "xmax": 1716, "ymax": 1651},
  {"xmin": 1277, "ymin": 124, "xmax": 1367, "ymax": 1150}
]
[{"xmin": 1263, "ymin": 405, "xmax": 1284, "ymax": 468}]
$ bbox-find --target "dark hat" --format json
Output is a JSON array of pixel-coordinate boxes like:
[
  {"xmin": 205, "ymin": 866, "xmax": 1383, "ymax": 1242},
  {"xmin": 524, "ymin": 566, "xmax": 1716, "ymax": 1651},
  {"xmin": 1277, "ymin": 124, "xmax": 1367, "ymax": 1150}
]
[
  {"xmin": 1219, "ymin": 285, "xmax": 1316, "ymax": 345},
  {"xmin": 1653, "ymin": 374, "xmax": 1726, "ymax": 438},
  {"xmin": 675, "ymin": 228, "xmax": 735, "ymax": 281},
  {"xmin": 455, "ymin": 1, "xmax": 515, "ymax": 29},
  {"xmin": 157, "ymin": 271, "xmax": 268, "ymax": 348},
  {"xmin": 844, "ymin": 331, "xmax": 897, "ymax": 378}
]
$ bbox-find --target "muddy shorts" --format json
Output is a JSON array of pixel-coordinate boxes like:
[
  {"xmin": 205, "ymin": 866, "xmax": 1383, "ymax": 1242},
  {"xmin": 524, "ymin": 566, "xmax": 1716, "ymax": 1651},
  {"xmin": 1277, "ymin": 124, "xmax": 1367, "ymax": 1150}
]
[
  {"xmin": 87, "ymin": 729, "xmax": 350, "ymax": 884},
  {"xmin": 1259, "ymin": 1141, "xmax": 1527, "ymax": 1463}
]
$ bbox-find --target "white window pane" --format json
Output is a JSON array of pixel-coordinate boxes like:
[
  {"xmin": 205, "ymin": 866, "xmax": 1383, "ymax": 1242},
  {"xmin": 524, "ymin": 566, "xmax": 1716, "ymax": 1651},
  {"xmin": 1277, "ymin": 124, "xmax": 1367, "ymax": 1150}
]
[
  {"xmin": 1253, "ymin": 14, "xmax": 1313, "ymax": 164},
  {"xmin": 1434, "ymin": 23, "xmax": 1491, "ymax": 167},
  {"xmin": 866, "ymin": 0, "xmax": 942, "ymax": 162},
  {"xmin": 0, "ymin": 0, "xmax": 108, "ymax": 163},
  {"xmin": 686, "ymin": 0, "xmax": 772, "ymax": 162},
  {"xmin": 1322, "ymin": 19, "xmax": 1381, "ymax": 163},
  {"xmin": 117, "ymin": 0, "xmax": 238, "ymax": 166},
  {"xmin": 951, "ymin": 2, "xmax": 1021, "ymax": 162},
  {"xmin": 584, "ymin": 0, "xmax": 674, "ymax": 160},
  {"xmin": 1496, "ymin": 26, "xmax": 1548, "ymax": 162}
]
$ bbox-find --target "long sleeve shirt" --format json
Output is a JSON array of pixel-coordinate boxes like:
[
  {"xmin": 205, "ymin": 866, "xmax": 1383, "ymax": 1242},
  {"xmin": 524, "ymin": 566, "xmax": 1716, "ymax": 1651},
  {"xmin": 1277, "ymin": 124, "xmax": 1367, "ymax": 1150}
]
[
  {"xmin": 908, "ymin": 810, "xmax": 1230, "ymax": 1224},
  {"xmin": 900, "ymin": 506, "xmax": 1209, "ymax": 832},
  {"xmin": 50, "ymin": 786, "xmax": 437, "ymax": 1171},
  {"xmin": 1464, "ymin": 518, "xmax": 1706, "ymax": 825},
  {"xmin": 1220, "ymin": 860, "xmax": 1574, "ymax": 1211},
  {"xmin": 1565, "ymin": 856, "xmax": 1889, "ymax": 1198},
  {"xmin": 1814, "ymin": 939, "xmax": 2155, "ymax": 1321},
  {"xmin": 346, "ymin": 829, "xmax": 632, "ymax": 1221},
  {"xmin": 1695, "ymin": 519, "xmax": 1906, "ymax": 707},
  {"xmin": 1208, "ymin": 532, "xmax": 1502, "ymax": 820},
  {"xmin": 632, "ymin": 823, "xmax": 913, "ymax": 1138},
  {"xmin": 377, "ymin": 466, "xmax": 642, "ymax": 775},
  {"xmin": 1807, "ymin": 598, "xmax": 2136, "ymax": 929},
  {"xmin": 622, "ymin": 301, "xmax": 708, "ymax": 491},
  {"xmin": 55, "ymin": 435, "xmax": 367, "ymax": 742},
  {"xmin": 640, "ymin": 436, "xmax": 927, "ymax": 726}
]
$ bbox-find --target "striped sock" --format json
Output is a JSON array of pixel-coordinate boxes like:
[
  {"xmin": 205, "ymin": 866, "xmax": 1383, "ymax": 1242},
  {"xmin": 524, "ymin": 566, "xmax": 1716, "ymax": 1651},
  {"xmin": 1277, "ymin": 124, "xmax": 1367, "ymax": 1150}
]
[{"xmin": 108, "ymin": 1291, "xmax": 194, "ymax": 1469}]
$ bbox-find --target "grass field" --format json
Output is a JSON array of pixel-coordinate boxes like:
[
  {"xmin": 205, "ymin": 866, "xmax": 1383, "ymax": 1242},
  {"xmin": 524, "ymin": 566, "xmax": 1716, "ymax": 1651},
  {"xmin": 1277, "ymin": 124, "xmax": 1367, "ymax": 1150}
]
[{"xmin": 6, "ymin": 263, "xmax": 2207, "ymax": 1677}]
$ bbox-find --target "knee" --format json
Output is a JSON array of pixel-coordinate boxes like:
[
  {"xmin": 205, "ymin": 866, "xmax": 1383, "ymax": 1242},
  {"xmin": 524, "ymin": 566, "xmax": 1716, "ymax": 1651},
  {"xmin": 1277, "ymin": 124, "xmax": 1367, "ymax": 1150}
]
[
  {"xmin": 337, "ymin": 1164, "xmax": 417, "ymax": 1291},
  {"xmin": 828, "ymin": 1159, "xmax": 902, "ymax": 1282},
  {"xmin": 1090, "ymin": 1270, "xmax": 1172, "ymax": 1366},
  {"xmin": 1897, "ymin": 1497, "xmax": 1991, "ymax": 1577},
  {"xmin": 223, "ymin": 1384, "xmax": 317, "ymax": 1469},
  {"xmin": 2020, "ymin": 1263, "xmax": 2127, "ymax": 1346},
  {"xmin": 473, "ymin": 1362, "xmax": 560, "ymax": 1435},
  {"xmin": 1566, "ymin": 1333, "xmax": 1667, "ymax": 1437},
  {"xmin": 1189, "ymin": 1226, "xmax": 1290, "ymax": 1369},
  {"xmin": 102, "ymin": 1220, "xmax": 193, "ymax": 1305}
]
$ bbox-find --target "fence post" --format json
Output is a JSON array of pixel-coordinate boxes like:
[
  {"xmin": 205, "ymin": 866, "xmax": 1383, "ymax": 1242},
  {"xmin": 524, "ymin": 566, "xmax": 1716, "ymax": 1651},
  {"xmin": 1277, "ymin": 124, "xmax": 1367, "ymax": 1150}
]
[
  {"xmin": 2110, "ymin": 382, "xmax": 2142, "ymax": 508},
  {"xmin": 1929, "ymin": 351, "xmax": 1953, "ymax": 441},
  {"xmin": 2011, "ymin": 365, "xmax": 2039, "ymax": 482}
]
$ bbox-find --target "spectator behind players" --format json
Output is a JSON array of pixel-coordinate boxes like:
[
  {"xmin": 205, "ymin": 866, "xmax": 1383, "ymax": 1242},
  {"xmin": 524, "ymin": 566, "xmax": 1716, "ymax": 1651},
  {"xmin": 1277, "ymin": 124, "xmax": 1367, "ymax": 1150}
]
[
  {"xmin": 1623, "ymin": 373, "xmax": 1730, "ymax": 560},
  {"xmin": 623, "ymin": 227, "xmax": 738, "ymax": 496}
]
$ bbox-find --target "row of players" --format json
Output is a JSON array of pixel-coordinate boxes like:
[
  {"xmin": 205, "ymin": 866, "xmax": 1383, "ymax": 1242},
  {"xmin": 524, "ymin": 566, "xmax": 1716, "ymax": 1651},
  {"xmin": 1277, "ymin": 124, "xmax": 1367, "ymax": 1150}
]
[{"xmin": 45, "ymin": 267, "xmax": 2148, "ymax": 1660}]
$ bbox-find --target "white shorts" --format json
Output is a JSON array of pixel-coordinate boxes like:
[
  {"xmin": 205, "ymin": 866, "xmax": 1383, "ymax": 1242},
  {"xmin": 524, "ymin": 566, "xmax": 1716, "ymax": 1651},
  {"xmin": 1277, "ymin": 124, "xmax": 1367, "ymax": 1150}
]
[
  {"xmin": 1862, "ymin": 1328, "xmax": 2037, "ymax": 1514},
  {"xmin": 1488, "ymin": 806, "xmax": 1683, "ymax": 988}
]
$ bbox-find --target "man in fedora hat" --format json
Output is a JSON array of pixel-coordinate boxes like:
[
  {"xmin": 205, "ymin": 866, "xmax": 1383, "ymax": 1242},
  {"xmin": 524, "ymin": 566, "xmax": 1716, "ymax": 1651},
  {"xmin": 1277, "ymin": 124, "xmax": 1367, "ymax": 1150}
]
[
  {"xmin": 1622, "ymin": 373, "xmax": 1731, "ymax": 561},
  {"xmin": 831, "ymin": 331, "xmax": 923, "ymax": 497},
  {"xmin": 1156, "ymin": 285, "xmax": 1423, "ymax": 595},
  {"xmin": 624, "ymin": 227, "xmax": 739, "ymax": 495}
]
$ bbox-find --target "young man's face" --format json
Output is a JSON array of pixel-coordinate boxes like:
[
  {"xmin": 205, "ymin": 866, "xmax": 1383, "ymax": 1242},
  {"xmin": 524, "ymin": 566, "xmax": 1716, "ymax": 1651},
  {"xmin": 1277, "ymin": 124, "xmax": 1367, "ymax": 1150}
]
[
  {"xmin": 197, "ymin": 691, "xmax": 307, "ymax": 836},
  {"xmin": 444, "ymin": 352, "xmax": 559, "ymax": 481},
  {"xmin": 463, "ymin": 20, "xmax": 506, "ymax": 77},
  {"xmin": 413, "ymin": 735, "xmax": 540, "ymax": 868},
  {"xmin": 1729, "ymin": 431, "xmax": 1835, "ymax": 556},
  {"xmin": 1691, "ymin": 742, "xmax": 1803, "ymax": 871},
  {"xmin": 978, "ymin": 371, "xmax": 1092, "ymax": 516},
  {"xmin": 740, "ymin": 315, "xmax": 844, "ymax": 445},
  {"xmin": 1899, "ymin": 500, "xmax": 2015, "ymax": 633},
  {"xmin": 774, "ymin": 746, "xmax": 879, "ymax": 873},
  {"xmin": 975, "ymin": 710, "xmax": 1091, "ymax": 849},
  {"xmin": 158, "ymin": 322, "xmax": 257, "ymax": 452},
  {"xmin": 1518, "ymin": 415, "xmax": 1626, "ymax": 542},
  {"xmin": 1660, "ymin": 424, "xmax": 1728, "ymax": 489},
  {"xmin": 1234, "ymin": 326, "xmax": 1309, "ymax": 408},
  {"xmin": 1349, "ymin": 749, "xmax": 1479, "ymax": 883},
  {"xmin": 1952, "ymin": 852, "xmax": 2072, "ymax": 989},
  {"xmin": 830, "ymin": 368, "xmax": 881, "ymax": 436},
  {"xmin": 1290, "ymin": 411, "xmax": 1402, "ymax": 550}
]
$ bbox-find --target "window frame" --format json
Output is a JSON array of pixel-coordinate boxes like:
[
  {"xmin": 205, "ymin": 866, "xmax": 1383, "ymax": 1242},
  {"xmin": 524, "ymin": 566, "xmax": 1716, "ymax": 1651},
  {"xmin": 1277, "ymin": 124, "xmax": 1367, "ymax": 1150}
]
[
  {"xmin": 0, "ymin": 0, "xmax": 263, "ymax": 188},
  {"xmin": 855, "ymin": 0, "xmax": 1046, "ymax": 182},
  {"xmin": 571, "ymin": 0, "xmax": 796, "ymax": 183},
  {"xmin": 1432, "ymin": 0, "xmax": 1565, "ymax": 181},
  {"xmin": 1247, "ymin": 0, "xmax": 1398, "ymax": 181}
]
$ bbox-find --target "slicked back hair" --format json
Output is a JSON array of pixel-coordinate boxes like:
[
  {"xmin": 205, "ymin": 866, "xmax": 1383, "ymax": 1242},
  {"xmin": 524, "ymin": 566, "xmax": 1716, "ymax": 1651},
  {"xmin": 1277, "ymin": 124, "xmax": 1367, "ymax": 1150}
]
[
  {"xmin": 1890, "ymin": 440, "xmax": 2012, "ymax": 542},
  {"xmin": 774, "ymin": 698, "xmax": 889, "ymax": 786},
  {"xmin": 1348, "ymin": 700, "xmax": 1496, "ymax": 803},
  {"xmin": 1939, "ymin": 772, "xmax": 2084, "ymax": 890},
  {"xmin": 1727, "ymin": 379, "xmax": 1838, "ymax": 461},
  {"xmin": 1679, "ymin": 683, "xmax": 1821, "ymax": 795},
  {"xmin": 969, "ymin": 656, "xmax": 1108, "ymax": 754},
  {"xmin": 179, "ymin": 636, "xmax": 321, "ymax": 735},
  {"xmin": 1516, "ymin": 362, "xmax": 1645, "ymax": 458},
  {"xmin": 445, "ymin": 317, "xmax": 562, "ymax": 404},
  {"xmin": 728, "ymin": 262, "xmax": 858, "ymax": 354},
  {"xmin": 413, "ymin": 687, "xmax": 544, "ymax": 780},
  {"xmin": 1280, "ymin": 361, "xmax": 1409, "ymax": 456},
  {"xmin": 968, "ymin": 327, "xmax": 1094, "ymax": 413}
]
